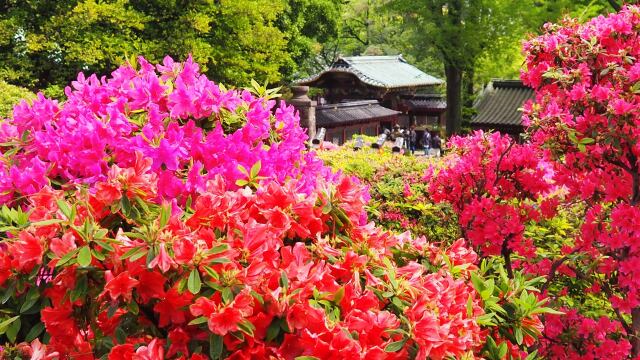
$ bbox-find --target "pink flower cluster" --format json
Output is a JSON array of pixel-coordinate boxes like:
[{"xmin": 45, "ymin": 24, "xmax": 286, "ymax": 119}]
[{"xmin": 0, "ymin": 56, "xmax": 325, "ymax": 206}]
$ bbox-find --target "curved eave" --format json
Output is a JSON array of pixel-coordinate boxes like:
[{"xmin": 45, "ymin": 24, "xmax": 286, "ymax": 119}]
[{"xmin": 294, "ymin": 68, "xmax": 444, "ymax": 89}]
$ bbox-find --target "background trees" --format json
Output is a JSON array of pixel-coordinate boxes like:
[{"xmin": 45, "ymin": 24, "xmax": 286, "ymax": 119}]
[{"xmin": 0, "ymin": 0, "xmax": 342, "ymax": 91}]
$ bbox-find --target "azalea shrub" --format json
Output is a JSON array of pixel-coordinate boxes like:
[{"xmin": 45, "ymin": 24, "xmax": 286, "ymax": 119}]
[
  {"xmin": 317, "ymin": 144, "xmax": 459, "ymax": 243},
  {"xmin": 520, "ymin": 5, "xmax": 640, "ymax": 358},
  {"xmin": 422, "ymin": 5, "xmax": 640, "ymax": 359},
  {"xmin": 0, "ymin": 56, "xmax": 552, "ymax": 360}
]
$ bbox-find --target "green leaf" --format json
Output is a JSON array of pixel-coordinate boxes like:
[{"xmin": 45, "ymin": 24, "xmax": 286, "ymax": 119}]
[
  {"xmin": 0, "ymin": 316, "xmax": 20, "ymax": 334},
  {"xmin": 514, "ymin": 327, "xmax": 524, "ymax": 345},
  {"xmin": 129, "ymin": 247, "xmax": 148, "ymax": 262},
  {"xmin": 188, "ymin": 316, "xmax": 209, "ymax": 326},
  {"xmin": 127, "ymin": 301, "xmax": 139, "ymax": 315},
  {"xmin": 188, "ymin": 269, "xmax": 202, "ymax": 294},
  {"xmin": 6, "ymin": 317, "xmax": 20, "ymax": 343},
  {"xmin": 525, "ymin": 350, "xmax": 539, "ymax": 360},
  {"xmin": 295, "ymin": 357, "xmax": 321, "ymax": 360},
  {"xmin": 333, "ymin": 287, "xmax": 345, "ymax": 304},
  {"xmin": 206, "ymin": 244, "xmax": 229, "ymax": 255},
  {"xmin": 94, "ymin": 240, "xmax": 114, "ymax": 252},
  {"xmin": 210, "ymin": 257, "xmax": 231, "ymax": 264},
  {"xmin": 77, "ymin": 246, "xmax": 92, "ymax": 267},
  {"xmin": 57, "ymin": 199, "xmax": 72, "ymax": 220},
  {"xmin": 24, "ymin": 322, "xmax": 45, "ymax": 342},
  {"xmin": 31, "ymin": 218, "xmax": 64, "ymax": 227},
  {"xmin": 91, "ymin": 249, "xmax": 106, "ymax": 261},
  {"xmin": 250, "ymin": 160, "xmax": 261, "ymax": 178},
  {"xmin": 159, "ymin": 202, "xmax": 171, "ymax": 228},
  {"xmin": 279, "ymin": 270, "xmax": 289, "ymax": 290},
  {"xmin": 115, "ymin": 326, "xmax": 127, "ymax": 344},
  {"xmin": 384, "ymin": 338, "xmax": 406, "ymax": 352},
  {"xmin": 237, "ymin": 164, "xmax": 249, "ymax": 177},
  {"xmin": 250, "ymin": 290, "xmax": 264, "ymax": 305},
  {"xmin": 209, "ymin": 334, "xmax": 223, "ymax": 359},
  {"xmin": 237, "ymin": 319, "xmax": 255, "ymax": 337},
  {"xmin": 121, "ymin": 196, "xmax": 133, "ymax": 218},
  {"xmin": 20, "ymin": 287, "xmax": 40, "ymax": 313},
  {"xmin": 321, "ymin": 201, "xmax": 332, "ymax": 215},
  {"xmin": 221, "ymin": 287, "xmax": 233, "ymax": 304},
  {"xmin": 202, "ymin": 265, "xmax": 219, "ymax": 280},
  {"xmin": 265, "ymin": 319, "xmax": 280, "ymax": 342},
  {"xmin": 530, "ymin": 307, "xmax": 565, "ymax": 315},
  {"xmin": 498, "ymin": 341, "xmax": 508, "ymax": 359},
  {"xmin": 120, "ymin": 247, "xmax": 143, "ymax": 261},
  {"xmin": 145, "ymin": 246, "xmax": 157, "ymax": 267}
]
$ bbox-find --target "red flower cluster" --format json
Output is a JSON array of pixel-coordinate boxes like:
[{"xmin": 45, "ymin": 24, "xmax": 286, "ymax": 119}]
[{"xmin": 427, "ymin": 131, "xmax": 553, "ymax": 261}]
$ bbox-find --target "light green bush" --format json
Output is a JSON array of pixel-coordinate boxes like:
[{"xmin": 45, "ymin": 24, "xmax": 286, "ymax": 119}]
[{"xmin": 0, "ymin": 80, "xmax": 34, "ymax": 118}]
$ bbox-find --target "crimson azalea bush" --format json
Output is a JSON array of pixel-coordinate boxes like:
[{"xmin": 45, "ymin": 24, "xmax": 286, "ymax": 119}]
[
  {"xmin": 0, "ymin": 56, "xmax": 499, "ymax": 359},
  {"xmin": 425, "ymin": 5, "xmax": 640, "ymax": 359},
  {"xmin": 521, "ymin": 5, "xmax": 640, "ymax": 358}
]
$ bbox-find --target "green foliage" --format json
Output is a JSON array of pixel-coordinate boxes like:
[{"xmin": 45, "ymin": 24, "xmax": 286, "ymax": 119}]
[
  {"xmin": 473, "ymin": 258, "xmax": 560, "ymax": 359},
  {"xmin": 0, "ymin": 0, "xmax": 341, "ymax": 89},
  {"xmin": 0, "ymin": 80, "xmax": 34, "ymax": 117},
  {"xmin": 524, "ymin": 202, "xmax": 623, "ymax": 320},
  {"xmin": 318, "ymin": 142, "xmax": 460, "ymax": 243}
]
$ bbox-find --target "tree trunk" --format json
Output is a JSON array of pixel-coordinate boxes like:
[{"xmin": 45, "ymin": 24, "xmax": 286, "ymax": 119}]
[
  {"xmin": 464, "ymin": 68, "xmax": 475, "ymax": 108},
  {"xmin": 605, "ymin": 0, "xmax": 621, "ymax": 12},
  {"xmin": 445, "ymin": 63, "xmax": 463, "ymax": 136}
]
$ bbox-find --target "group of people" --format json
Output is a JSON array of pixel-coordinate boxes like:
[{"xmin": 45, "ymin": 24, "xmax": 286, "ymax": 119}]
[{"xmin": 390, "ymin": 125, "xmax": 442, "ymax": 156}]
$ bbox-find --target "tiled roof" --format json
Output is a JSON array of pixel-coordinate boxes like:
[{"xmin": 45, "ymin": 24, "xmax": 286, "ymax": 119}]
[
  {"xmin": 472, "ymin": 80, "xmax": 535, "ymax": 127},
  {"xmin": 296, "ymin": 55, "xmax": 444, "ymax": 89},
  {"xmin": 316, "ymin": 100, "xmax": 400, "ymax": 127},
  {"xmin": 402, "ymin": 95, "xmax": 447, "ymax": 111}
]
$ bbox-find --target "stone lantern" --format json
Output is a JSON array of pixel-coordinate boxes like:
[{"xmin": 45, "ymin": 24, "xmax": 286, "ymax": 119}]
[{"xmin": 288, "ymin": 86, "xmax": 317, "ymax": 140}]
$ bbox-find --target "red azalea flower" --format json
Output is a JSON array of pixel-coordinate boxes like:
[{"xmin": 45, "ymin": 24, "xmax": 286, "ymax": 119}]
[
  {"xmin": 41, "ymin": 305, "xmax": 78, "ymax": 344},
  {"xmin": 190, "ymin": 296, "xmax": 217, "ymax": 318},
  {"xmin": 134, "ymin": 270, "xmax": 166, "ymax": 304},
  {"xmin": 167, "ymin": 328, "xmax": 190, "ymax": 358},
  {"xmin": 104, "ymin": 271, "xmax": 139, "ymax": 302},
  {"xmin": 14, "ymin": 231, "xmax": 44, "ymax": 272},
  {"xmin": 0, "ymin": 252, "xmax": 11, "ymax": 286},
  {"xmin": 133, "ymin": 339, "xmax": 164, "ymax": 360},
  {"xmin": 108, "ymin": 344, "xmax": 135, "ymax": 360},
  {"xmin": 153, "ymin": 288, "xmax": 193, "ymax": 327},
  {"xmin": 208, "ymin": 307, "xmax": 243, "ymax": 335}
]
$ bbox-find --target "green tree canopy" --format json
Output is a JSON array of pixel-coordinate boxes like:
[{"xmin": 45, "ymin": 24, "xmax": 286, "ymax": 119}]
[{"xmin": 0, "ymin": 0, "xmax": 341, "ymax": 90}]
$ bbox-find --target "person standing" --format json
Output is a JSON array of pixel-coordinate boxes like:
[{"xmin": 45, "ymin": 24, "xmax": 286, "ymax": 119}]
[
  {"xmin": 408, "ymin": 125, "xmax": 417, "ymax": 154},
  {"xmin": 432, "ymin": 133, "xmax": 442, "ymax": 157},
  {"xmin": 422, "ymin": 130, "xmax": 431, "ymax": 156}
]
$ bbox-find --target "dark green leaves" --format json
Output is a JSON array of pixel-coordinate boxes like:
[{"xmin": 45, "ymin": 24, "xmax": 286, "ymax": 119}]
[
  {"xmin": 209, "ymin": 334, "xmax": 223, "ymax": 359},
  {"xmin": 0, "ymin": 316, "xmax": 20, "ymax": 337},
  {"xmin": 20, "ymin": 287, "xmax": 40, "ymax": 314}
]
